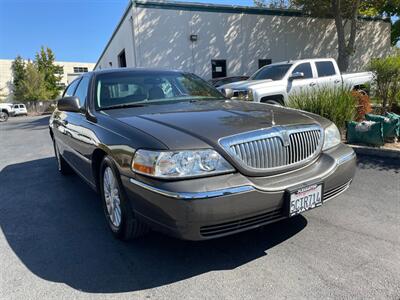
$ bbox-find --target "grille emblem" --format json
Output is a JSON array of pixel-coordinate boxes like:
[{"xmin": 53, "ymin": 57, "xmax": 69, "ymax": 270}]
[{"xmin": 280, "ymin": 130, "xmax": 290, "ymax": 147}]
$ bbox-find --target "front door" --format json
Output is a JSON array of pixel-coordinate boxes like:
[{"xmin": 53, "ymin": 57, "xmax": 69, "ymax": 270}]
[{"xmin": 287, "ymin": 62, "xmax": 317, "ymax": 96}]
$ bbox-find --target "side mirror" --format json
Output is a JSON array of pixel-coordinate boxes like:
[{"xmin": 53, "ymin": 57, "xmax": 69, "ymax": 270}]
[
  {"xmin": 289, "ymin": 72, "xmax": 305, "ymax": 81},
  {"xmin": 57, "ymin": 96, "xmax": 81, "ymax": 112},
  {"xmin": 221, "ymin": 88, "xmax": 234, "ymax": 98}
]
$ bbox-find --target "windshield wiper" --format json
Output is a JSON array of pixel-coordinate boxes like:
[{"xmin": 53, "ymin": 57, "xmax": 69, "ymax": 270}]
[
  {"xmin": 189, "ymin": 97, "xmax": 225, "ymax": 103},
  {"xmin": 100, "ymin": 103, "xmax": 148, "ymax": 110}
]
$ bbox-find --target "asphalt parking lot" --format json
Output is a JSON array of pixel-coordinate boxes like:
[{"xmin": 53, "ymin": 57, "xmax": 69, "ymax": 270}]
[{"xmin": 0, "ymin": 116, "xmax": 399, "ymax": 299}]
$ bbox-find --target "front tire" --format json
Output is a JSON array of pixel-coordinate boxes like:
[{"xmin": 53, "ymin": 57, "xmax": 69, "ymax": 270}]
[
  {"xmin": 0, "ymin": 111, "xmax": 9, "ymax": 122},
  {"xmin": 263, "ymin": 99, "xmax": 283, "ymax": 106},
  {"xmin": 99, "ymin": 156, "xmax": 148, "ymax": 240}
]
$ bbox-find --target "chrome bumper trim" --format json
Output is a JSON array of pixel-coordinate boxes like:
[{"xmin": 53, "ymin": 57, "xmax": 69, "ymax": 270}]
[
  {"xmin": 323, "ymin": 180, "xmax": 353, "ymax": 202},
  {"xmin": 129, "ymin": 178, "xmax": 255, "ymax": 200},
  {"xmin": 337, "ymin": 150, "xmax": 356, "ymax": 165},
  {"xmin": 129, "ymin": 150, "xmax": 356, "ymax": 199}
]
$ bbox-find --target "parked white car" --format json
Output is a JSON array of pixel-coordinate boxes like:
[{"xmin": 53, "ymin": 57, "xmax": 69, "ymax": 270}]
[
  {"xmin": 0, "ymin": 103, "xmax": 14, "ymax": 122},
  {"xmin": 12, "ymin": 104, "xmax": 28, "ymax": 116},
  {"xmin": 219, "ymin": 58, "xmax": 373, "ymax": 105}
]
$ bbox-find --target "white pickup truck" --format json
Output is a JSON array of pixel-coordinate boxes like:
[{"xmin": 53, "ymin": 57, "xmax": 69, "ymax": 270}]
[
  {"xmin": 219, "ymin": 58, "xmax": 373, "ymax": 105},
  {"xmin": 0, "ymin": 103, "xmax": 14, "ymax": 122}
]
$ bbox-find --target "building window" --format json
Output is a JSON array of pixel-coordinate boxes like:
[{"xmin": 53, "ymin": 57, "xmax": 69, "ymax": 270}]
[
  {"xmin": 56, "ymin": 82, "xmax": 66, "ymax": 88},
  {"xmin": 118, "ymin": 49, "xmax": 127, "ymax": 68},
  {"xmin": 258, "ymin": 59, "xmax": 272, "ymax": 69},
  {"xmin": 73, "ymin": 67, "xmax": 89, "ymax": 73},
  {"xmin": 211, "ymin": 60, "xmax": 227, "ymax": 79}
]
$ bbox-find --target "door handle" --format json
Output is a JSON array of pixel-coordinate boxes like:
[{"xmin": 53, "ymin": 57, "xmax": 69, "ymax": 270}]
[
  {"xmin": 309, "ymin": 82, "xmax": 316, "ymax": 87},
  {"xmin": 334, "ymin": 79, "xmax": 341, "ymax": 84}
]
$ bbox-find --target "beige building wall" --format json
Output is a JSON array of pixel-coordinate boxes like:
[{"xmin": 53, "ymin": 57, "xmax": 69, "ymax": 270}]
[
  {"xmin": 0, "ymin": 59, "xmax": 95, "ymax": 102},
  {"xmin": 96, "ymin": 1, "xmax": 391, "ymax": 79}
]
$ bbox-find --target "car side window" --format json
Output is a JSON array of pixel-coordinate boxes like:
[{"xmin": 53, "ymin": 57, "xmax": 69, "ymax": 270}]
[
  {"xmin": 316, "ymin": 61, "xmax": 336, "ymax": 77},
  {"xmin": 64, "ymin": 80, "xmax": 80, "ymax": 97},
  {"xmin": 292, "ymin": 63, "xmax": 313, "ymax": 79},
  {"xmin": 74, "ymin": 76, "xmax": 90, "ymax": 108}
]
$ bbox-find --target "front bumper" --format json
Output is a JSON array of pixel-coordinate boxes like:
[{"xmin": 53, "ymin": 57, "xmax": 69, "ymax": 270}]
[{"xmin": 122, "ymin": 143, "xmax": 356, "ymax": 240}]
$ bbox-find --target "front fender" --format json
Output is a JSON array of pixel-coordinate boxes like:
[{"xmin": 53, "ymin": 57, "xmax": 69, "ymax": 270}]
[{"xmin": 253, "ymin": 87, "xmax": 288, "ymax": 103}]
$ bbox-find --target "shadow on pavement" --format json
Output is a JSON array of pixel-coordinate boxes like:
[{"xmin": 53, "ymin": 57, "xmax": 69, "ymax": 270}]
[
  {"xmin": 1, "ymin": 116, "xmax": 50, "ymax": 130},
  {"xmin": 0, "ymin": 157, "xmax": 307, "ymax": 293},
  {"xmin": 357, "ymin": 154, "xmax": 400, "ymax": 173}
]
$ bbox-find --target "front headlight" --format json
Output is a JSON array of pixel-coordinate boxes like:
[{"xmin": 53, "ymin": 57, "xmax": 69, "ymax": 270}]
[
  {"xmin": 232, "ymin": 89, "xmax": 253, "ymax": 101},
  {"xmin": 323, "ymin": 123, "xmax": 341, "ymax": 151},
  {"xmin": 132, "ymin": 149, "xmax": 234, "ymax": 178}
]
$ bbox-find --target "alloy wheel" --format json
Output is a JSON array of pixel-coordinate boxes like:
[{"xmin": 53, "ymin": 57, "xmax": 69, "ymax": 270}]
[{"xmin": 103, "ymin": 166, "xmax": 122, "ymax": 228}]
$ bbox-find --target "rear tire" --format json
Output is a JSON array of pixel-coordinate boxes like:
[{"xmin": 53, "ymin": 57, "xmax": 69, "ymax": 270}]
[
  {"xmin": 53, "ymin": 139, "xmax": 73, "ymax": 175},
  {"xmin": 0, "ymin": 111, "xmax": 9, "ymax": 122},
  {"xmin": 99, "ymin": 156, "xmax": 149, "ymax": 240}
]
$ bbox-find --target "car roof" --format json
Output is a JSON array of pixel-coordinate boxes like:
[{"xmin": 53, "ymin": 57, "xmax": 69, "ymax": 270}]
[
  {"xmin": 268, "ymin": 58, "xmax": 335, "ymax": 66},
  {"xmin": 88, "ymin": 67, "xmax": 185, "ymax": 76}
]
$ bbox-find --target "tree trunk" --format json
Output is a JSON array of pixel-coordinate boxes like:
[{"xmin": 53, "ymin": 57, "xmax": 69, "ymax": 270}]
[{"xmin": 331, "ymin": 0, "xmax": 360, "ymax": 72}]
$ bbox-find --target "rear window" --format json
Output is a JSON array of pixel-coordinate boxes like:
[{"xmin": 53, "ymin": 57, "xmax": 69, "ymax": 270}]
[{"xmin": 316, "ymin": 61, "xmax": 336, "ymax": 77}]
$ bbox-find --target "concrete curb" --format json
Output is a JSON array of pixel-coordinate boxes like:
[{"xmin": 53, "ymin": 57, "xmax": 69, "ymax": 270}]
[{"xmin": 349, "ymin": 144, "xmax": 400, "ymax": 159}]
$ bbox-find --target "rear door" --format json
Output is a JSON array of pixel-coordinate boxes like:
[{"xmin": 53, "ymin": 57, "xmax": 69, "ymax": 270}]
[
  {"xmin": 52, "ymin": 78, "xmax": 81, "ymax": 167},
  {"xmin": 13, "ymin": 105, "xmax": 20, "ymax": 115},
  {"xmin": 314, "ymin": 60, "xmax": 342, "ymax": 88},
  {"xmin": 60, "ymin": 76, "xmax": 93, "ymax": 179},
  {"xmin": 19, "ymin": 105, "xmax": 27, "ymax": 114}
]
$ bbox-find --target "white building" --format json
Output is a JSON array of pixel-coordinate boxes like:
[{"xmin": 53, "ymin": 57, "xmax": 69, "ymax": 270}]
[
  {"xmin": 95, "ymin": 0, "xmax": 391, "ymax": 79},
  {"xmin": 0, "ymin": 59, "xmax": 95, "ymax": 102}
]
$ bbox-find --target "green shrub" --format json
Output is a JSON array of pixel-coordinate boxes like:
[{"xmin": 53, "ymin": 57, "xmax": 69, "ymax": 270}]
[
  {"xmin": 288, "ymin": 87, "xmax": 356, "ymax": 131},
  {"xmin": 368, "ymin": 54, "xmax": 400, "ymax": 112}
]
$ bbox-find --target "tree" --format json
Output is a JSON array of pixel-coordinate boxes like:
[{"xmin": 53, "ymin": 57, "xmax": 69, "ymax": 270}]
[
  {"xmin": 20, "ymin": 62, "xmax": 51, "ymax": 105},
  {"xmin": 11, "ymin": 55, "xmax": 26, "ymax": 101},
  {"xmin": 361, "ymin": 0, "xmax": 400, "ymax": 45},
  {"xmin": 290, "ymin": 0, "xmax": 364, "ymax": 71},
  {"xmin": 254, "ymin": 0, "xmax": 295, "ymax": 8},
  {"xmin": 255, "ymin": 0, "xmax": 399, "ymax": 71},
  {"xmin": 368, "ymin": 54, "xmax": 400, "ymax": 111},
  {"xmin": 34, "ymin": 46, "xmax": 63, "ymax": 99},
  {"xmin": 293, "ymin": 0, "xmax": 400, "ymax": 70}
]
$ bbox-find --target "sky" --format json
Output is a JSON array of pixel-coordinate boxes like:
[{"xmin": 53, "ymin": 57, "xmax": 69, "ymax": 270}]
[
  {"xmin": 0, "ymin": 0, "xmax": 254, "ymax": 63},
  {"xmin": 0, "ymin": 0, "xmax": 397, "ymax": 63}
]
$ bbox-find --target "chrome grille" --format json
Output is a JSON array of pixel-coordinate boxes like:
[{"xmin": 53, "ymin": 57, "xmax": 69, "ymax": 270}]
[{"xmin": 220, "ymin": 125, "xmax": 323, "ymax": 172}]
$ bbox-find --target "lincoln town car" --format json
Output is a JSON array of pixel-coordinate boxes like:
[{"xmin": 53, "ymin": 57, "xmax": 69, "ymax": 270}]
[{"xmin": 49, "ymin": 69, "xmax": 356, "ymax": 240}]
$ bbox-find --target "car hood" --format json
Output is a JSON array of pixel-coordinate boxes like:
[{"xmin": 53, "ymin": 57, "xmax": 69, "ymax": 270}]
[
  {"xmin": 103, "ymin": 100, "xmax": 320, "ymax": 150},
  {"xmin": 220, "ymin": 79, "xmax": 283, "ymax": 90}
]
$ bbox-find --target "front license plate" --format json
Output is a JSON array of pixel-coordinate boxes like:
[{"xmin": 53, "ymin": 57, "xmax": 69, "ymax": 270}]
[{"xmin": 289, "ymin": 184, "xmax": 322, "ymax": 216}]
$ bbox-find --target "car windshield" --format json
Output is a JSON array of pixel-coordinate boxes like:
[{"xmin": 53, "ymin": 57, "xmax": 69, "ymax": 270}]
[
  {"xmin": 250, "ymin": 64, "xmax": 292, "ymax": 81},
  {"xmin": 95, "ymin": 71, "xmax": 225, "ymax": 109}
]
